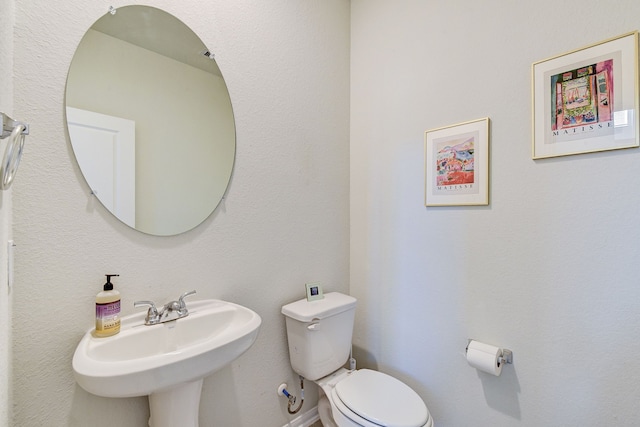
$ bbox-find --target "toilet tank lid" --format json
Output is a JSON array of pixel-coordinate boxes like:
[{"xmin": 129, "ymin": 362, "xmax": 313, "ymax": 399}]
[{"xmin": 281, "ymin": 292, "xmax": 357, "ymax": 322}]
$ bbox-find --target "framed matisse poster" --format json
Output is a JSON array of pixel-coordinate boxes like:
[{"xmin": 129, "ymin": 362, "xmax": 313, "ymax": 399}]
[
  {"xmin": 532, "ymin": 31, "xmax": 639, "ymax": 159},
  {"xmin": 424, "ymin": 118, "xmax": 490, "ymax": 207}
]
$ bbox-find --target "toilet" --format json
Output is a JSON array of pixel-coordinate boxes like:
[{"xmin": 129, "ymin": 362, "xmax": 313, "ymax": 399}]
[{"xmin": 282, "ymin": 292, "xmax": 433, "ymax": 427}]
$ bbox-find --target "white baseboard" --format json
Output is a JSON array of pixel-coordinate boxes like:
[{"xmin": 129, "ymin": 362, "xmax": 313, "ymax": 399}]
[{"xmin": 282, "ymin": 405, "xmax": 320, "ymax": 427}]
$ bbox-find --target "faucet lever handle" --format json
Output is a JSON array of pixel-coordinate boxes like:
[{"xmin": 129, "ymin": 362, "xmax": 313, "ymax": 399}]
[
  {"xmin": 134, "ymin": 300, "xmax": 161, "ymax": 325},
  {"xmin": 134, "ymin": 300, "xmax": 158, "ymax": 315},
  {"xmin": 178, "ymin": 290, "xmax": 197, "ymax": 308}
]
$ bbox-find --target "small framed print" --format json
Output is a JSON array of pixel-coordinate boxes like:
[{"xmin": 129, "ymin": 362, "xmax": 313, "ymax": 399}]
[
  {"xmin": 305, "ymin": 282, "xmax": 324, "ymax": 301},
  {"xmin": 424, "ymin": 117, "xmax": 490, "ymax": 207},
  {"xmin": 532, "ymin": 31, "xmax": 639, "ymax": 159}
]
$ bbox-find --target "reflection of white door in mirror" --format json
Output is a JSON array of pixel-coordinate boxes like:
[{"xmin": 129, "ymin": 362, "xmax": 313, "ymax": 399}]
[{"xmin": 67, "ymin": 107, "xmax": 135, "ymax": 227}]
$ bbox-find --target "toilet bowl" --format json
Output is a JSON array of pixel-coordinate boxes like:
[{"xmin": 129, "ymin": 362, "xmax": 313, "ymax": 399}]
[
  {"xmin": 281, "ymin": 292, "xmax": 434, "ymax": 427},
  {"xmin": 316, "ymin": 368, "xmax": 432, "ymax": 427}
]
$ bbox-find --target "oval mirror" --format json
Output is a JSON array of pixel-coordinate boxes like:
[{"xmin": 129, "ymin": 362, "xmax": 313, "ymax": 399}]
[{"xmin": 65, "ymin": 5, "xmax": 235, "ymax": 236}]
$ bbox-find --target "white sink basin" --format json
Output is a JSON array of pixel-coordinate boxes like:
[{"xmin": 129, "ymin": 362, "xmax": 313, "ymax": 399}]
[{"xmin": 72, "ymin": 299, "xmax": 261, "ymax": 399}]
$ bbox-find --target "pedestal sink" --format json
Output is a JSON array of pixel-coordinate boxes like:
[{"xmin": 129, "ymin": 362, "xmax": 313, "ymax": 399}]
[{"xmin": 72, "ymin": 299, "xmax": 261, "ymax": 427}]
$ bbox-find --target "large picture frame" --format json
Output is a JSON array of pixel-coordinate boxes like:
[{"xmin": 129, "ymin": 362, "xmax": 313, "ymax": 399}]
[
  {"xmin": 424, "ymin": 118, "xmax": 490, "ymax": 207},
  {"xmin": 532, "ymin": 31, "xmax": 639, "ymax": 159}
]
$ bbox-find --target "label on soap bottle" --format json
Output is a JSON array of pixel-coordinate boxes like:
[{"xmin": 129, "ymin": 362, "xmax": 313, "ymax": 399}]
[{"xmin": 96, "ymin": 300, "xmax": 121, "ymax": 333}]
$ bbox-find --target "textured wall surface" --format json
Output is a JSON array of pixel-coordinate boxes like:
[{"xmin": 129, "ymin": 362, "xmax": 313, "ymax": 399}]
[
  {"xmin": 11, "ymin": 1, "xmax": 349, "ymax": 426},
  {"xmin": 0, "ymin": 0, "xmax": 14, "ymax": 426},
  {"xmin": 0, "ymin": 0, "xmax": 14, "ymax": 425},
  {"xmin": 351, "ymin": 0, "xmax": 640, "ymax": 426},
  {"xmin": 15, "ymin": 1, "xmax": 640, "ymax": 426}
]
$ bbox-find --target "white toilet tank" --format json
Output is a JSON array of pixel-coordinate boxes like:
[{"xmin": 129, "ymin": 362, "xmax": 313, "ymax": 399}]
[{"xmin": 281, "ymin": 292, "xmax": 356, "ymax": 381}]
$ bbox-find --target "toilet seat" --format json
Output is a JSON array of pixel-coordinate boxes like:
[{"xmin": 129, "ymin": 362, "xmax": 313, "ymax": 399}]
[{"xmin": 330, "ymin": 369, "xmax": 430, "ymax": 427}]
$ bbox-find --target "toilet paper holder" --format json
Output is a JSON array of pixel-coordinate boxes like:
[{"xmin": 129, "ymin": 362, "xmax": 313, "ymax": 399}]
[{"xmin": 466, "ymin": 339, "xmax": 513, "ymax": 367}]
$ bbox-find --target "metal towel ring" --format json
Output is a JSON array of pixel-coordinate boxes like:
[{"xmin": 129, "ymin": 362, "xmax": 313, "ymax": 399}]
[{"xmin": 1, "ymin": 123, "xmax": 26, "ymax": 190}]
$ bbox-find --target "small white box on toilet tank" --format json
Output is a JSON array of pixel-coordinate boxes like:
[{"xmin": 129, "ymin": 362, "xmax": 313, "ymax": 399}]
[{"xmin": 281, "ymin": 292, "xmax": 357, "ymax": 381}]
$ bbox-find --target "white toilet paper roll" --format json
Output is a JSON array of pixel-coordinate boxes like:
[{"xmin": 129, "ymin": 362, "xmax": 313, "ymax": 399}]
[{"xmin": 466, "ymin": 340, "xmax": 503, "ymax": 376}]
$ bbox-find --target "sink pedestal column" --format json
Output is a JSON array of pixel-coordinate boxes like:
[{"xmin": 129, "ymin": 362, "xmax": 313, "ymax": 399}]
[{"xmin": 148, "ymin": 379, "xmax": 204, "ymax": 427}]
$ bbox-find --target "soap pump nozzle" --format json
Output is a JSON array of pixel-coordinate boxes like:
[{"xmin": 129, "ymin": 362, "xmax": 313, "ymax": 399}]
[{"xmin": 104, "ymin": 274, "xmax": 119, "ymax": 291}]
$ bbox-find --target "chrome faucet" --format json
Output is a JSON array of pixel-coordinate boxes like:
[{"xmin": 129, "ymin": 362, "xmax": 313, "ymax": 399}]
[{"xmin": 134, "ymin": 290, "xmax": 197, "ymax": 325}]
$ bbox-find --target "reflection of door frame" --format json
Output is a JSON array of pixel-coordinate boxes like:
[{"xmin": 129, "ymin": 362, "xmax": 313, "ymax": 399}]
[{"xmin": 66, "ymin": 107, "xmax": 136, "ymax": 227}]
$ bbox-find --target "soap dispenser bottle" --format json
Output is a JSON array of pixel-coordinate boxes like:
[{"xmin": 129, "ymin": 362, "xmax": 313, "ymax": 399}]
[{"xmin": 95, "ymin": 274, "xmax": 121, "ymax": 337}]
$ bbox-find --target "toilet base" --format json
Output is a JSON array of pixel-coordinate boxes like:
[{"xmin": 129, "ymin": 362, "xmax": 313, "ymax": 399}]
[{"xmin": 317, "ymin": 395, "xmax": 337, "ymax": 427}]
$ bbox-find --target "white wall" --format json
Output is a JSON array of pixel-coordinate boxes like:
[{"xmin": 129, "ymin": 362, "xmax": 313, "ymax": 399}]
[
  {"xmin": 0, "ymin": 0, "xmax": 14, "ymax": 424},
  {"xmin": 15, "ymin": 1, "xmax": 640, "ymax": 426},
  {"xmin": 11, "ymin": 0, "xmax": 349, "ymax": 426},
  {"xmin": 351, "ymin": 0, "xmax": 640, "ymax": 426}
]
